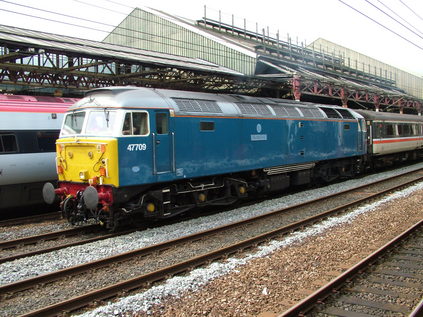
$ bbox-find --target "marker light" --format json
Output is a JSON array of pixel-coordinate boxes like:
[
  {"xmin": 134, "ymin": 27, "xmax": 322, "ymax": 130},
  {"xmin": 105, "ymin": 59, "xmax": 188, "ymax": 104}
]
[
  {"xmin": 99, "ymin": 166, "xmax": 107, "ymax": 177},
  {"xmin": 57, "ymin": 165, "xmax": 64, "ymax": 174},
  {"xmin": 146, "ymin": 203, "xmax": 155, "ymax": 213},
  {"xmin": 198, "ymin": 193, "xmax": 206, "ymax": 202},
  {"xmin": 239, "ymin": 186, "xmax": 246, "ymax": 195}
]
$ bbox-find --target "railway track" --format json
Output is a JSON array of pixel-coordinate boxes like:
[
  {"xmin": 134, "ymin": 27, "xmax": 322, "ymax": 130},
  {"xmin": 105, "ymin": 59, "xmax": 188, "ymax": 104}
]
[
  {"xmin": 280, "ymin": 219, "xmax": 423, "ymax": 317},
  {"xmin": 1, "ymin": 168, "xmax": 423, "ymax": 316},
  {"xmin": 0, "ymin": 225, "xmax": 129, "ymax": 264},
  {"xmin": 0, "ymin": 212, "xmax": 62, "ymax": 227}
]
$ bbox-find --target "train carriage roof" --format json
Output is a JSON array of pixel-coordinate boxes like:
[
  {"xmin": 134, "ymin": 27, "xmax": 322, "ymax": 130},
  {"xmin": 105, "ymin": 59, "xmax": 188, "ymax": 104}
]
[{"xmin": 354, "ymin": 109, "xmax": 423, "ymax": 122}]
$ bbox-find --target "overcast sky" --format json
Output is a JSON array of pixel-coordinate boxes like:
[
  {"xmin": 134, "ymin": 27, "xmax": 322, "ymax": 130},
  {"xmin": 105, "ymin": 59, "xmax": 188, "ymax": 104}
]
[{"xmin": 1, "ymin": 0, "xmax": 422, "ymax": 76}]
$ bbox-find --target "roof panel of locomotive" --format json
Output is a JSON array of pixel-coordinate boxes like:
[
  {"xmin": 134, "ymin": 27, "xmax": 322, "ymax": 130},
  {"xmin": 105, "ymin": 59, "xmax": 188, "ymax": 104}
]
[{"xmin": 71, "ymin": 87, "xmax": 360, "ymax": 119}]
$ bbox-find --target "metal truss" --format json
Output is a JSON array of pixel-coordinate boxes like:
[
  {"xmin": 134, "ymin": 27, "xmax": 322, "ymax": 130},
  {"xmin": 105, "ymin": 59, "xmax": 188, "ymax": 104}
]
[
  {"xmin": 292, "ymin": 75, "xmax": 422, "ymax": 113},
  {"xmin": 0, "ymin": 43, "xmax": 421, "ymax": 114},
  {"xmin": 0, "ymin": 46, "xmax": 273, "ymax": 95}
]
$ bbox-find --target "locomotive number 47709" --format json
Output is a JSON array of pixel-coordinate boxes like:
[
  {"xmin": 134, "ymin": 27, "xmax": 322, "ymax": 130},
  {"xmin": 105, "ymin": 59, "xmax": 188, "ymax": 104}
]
[{"xmin": 127, "ymin": 144, "xmax": 147, "ymax": 151}]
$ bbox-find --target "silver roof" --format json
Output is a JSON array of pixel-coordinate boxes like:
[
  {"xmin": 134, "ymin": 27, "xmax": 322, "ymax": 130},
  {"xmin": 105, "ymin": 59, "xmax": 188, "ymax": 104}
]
[{"xmin": 71, "ymin": 86, "xmax": 358, "ymax": 120}]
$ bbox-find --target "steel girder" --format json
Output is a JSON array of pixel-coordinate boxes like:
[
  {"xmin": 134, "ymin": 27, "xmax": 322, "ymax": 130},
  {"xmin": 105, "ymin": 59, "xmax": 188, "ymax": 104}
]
[
  {"xmin": 292, "ymin": 75, "xmax": 422, "ymax": 112},
  {"xmin": 0, "ymin": 46, "xmax": 274, "ymax": 95}
]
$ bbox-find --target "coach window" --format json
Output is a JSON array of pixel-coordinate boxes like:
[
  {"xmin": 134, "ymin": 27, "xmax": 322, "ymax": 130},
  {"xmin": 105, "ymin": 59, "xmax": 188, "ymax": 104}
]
[
  {"xmin": 372, "ymin": 123, "xmax": 382, "ymax": 138},
  {"xmin": 413, "ymin": 124, "xmax": 421, "ymax": 136},
  {"xmin": 156, "ymin": 113, "xmax": 169, "ymax": 134},
  {"xmin": 37, "ymin": 131, "xmax": 59, "ymax": 152},
  {"xmin": 0, "ymin": 134, "xmax": 18, "ymax": 153},
  {"xmin": 385, "ymin": 124, "xmax": 395, "ymax": 137},
  {"xmin": 401, "ymin": 124, "xmax": 411, "ymax": 137}
]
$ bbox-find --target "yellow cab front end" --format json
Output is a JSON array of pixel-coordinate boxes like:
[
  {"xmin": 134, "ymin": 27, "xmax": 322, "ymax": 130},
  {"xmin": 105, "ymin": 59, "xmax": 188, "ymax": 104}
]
[
  {"xmin": 56, "ymin": 137, "xmax": 119, "ymax": 188},
  {"xmin": 43, "ymin": 104, "xmax": 124, "ymax": 228}
]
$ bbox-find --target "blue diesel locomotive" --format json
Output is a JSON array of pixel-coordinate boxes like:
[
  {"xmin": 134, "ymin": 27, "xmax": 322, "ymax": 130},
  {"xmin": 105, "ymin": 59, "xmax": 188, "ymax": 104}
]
[{"xmin": 42, "ymin": 87, "xmax": 423, "ymax": 229}]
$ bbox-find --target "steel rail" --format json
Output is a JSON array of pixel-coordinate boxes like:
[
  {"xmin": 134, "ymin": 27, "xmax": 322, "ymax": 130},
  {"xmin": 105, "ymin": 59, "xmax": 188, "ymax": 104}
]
[
  {"xmin": 0, "ymin": 229, "xmax": 133, "ymax": 264},
  {"xmin": 0, "ymin": 212, "xmax": 61, "ymax": 227},
  {"xmin": 3, "ymin": 169, "xmax": 422, "ymax": 296},
  {"xmin": 279, "ymin": 219, "xmax": 423, "ymax": 317},
  {"xmin": 410, "ymin": 298, "xmax": 423, "ymax": 317},
  {"xmin": 15, "ymin": 173, "xmax": 423, "ymax": 316},
  {"xmin": 0, "ymin": 224, "xmax": 99, "ymax": 250}
]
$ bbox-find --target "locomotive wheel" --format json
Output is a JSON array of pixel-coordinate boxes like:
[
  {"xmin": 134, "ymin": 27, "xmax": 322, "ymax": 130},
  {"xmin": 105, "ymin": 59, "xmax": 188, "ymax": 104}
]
[{"xmin": 62, "ymin": 197, "xmax": 77, "ymax": 225}]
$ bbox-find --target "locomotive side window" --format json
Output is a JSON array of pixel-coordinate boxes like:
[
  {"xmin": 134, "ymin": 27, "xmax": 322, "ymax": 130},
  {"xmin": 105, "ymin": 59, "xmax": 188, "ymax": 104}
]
[
  {"xmin": 0, "ymin": 134, "xmax": 18, "ymax": 153},
  {"xmin": 156, "ymin": 113, "xmax": 169, "ymax": 134},
  {"xmin": 200, "ymin": 121, "xmax": 215, "ymax": 131},
  {"xmin": 122, "ymin": 112, "xmax": 149, "ymax": 136}
]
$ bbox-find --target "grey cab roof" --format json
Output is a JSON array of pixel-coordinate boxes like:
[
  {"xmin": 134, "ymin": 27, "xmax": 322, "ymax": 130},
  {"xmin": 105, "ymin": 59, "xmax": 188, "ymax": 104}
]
[{"xmin": 72, "ymin": 87, "xmax": 359, "ymax": 120}]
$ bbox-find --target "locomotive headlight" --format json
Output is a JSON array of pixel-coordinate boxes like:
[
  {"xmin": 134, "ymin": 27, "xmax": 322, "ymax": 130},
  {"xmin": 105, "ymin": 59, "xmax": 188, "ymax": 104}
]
[{"xmin": 79, "ymin": 170, "xmax": 88, "ymax": 180}]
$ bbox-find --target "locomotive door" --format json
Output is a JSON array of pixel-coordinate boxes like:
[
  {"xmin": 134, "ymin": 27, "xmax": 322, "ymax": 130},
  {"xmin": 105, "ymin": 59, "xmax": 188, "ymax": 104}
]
[
  {"xmin": 153, "ymin": 111, "xmax": 174, "ymax": 174},
  {"xmin": 357, "ymin": 118, "xmax": 365, "ymax": 152}
]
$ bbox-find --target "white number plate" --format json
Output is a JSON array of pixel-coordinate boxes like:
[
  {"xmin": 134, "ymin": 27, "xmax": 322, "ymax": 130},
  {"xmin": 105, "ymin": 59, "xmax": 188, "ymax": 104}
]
[{"xmin": 127, "ymin": 144, "xmax": 147, "ymax": 151}]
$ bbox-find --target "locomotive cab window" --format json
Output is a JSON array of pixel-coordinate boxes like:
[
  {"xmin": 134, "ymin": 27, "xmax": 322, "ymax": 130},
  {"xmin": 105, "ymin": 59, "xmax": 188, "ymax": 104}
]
[
  {"xmin": 122, "ymin": 112, "xmax": 149, "ymax": 136},
  {"xmin": 0, "ymin": 134, "xmax": 18, "ymax": 153},
  {"xmin": 62, "ymin": 111, "xmax": 85, "ymax": 136},
  {"xmin": 85, "ymin": 110, "xmax": 118, "ymax": 136}
]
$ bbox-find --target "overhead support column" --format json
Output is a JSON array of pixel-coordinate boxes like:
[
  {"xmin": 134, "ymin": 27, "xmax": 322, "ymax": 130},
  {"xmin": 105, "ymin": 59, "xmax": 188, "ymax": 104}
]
[
  {"xmin": 340, "ymin": 87, "xmax": 348, "ymax": 108},
  {"xmin": 292, "ymin": 75, "xmax": 301, "ymax": 101},
  {"xmin": 374, "ymin": 96, "xmax": 380, "ymax": 112}
]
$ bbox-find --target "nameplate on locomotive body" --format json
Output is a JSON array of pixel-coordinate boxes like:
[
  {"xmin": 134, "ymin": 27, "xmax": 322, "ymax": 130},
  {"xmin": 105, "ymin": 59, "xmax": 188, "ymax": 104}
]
[{"xmin": 251, "ymin": 134, "xmax": 267, "ymax": 141}]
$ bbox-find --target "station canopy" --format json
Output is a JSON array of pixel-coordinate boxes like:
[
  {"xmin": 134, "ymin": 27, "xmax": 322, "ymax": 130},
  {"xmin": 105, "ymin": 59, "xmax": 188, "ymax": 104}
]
[{"xmin": 0, "ymin": 6, "xmax": 421, "ymax": 112}]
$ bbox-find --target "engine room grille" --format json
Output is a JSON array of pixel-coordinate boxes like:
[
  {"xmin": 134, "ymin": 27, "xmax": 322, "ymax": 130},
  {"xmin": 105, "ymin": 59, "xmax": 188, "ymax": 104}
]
[
  {"xmin": 173, "ymin": 98, "xmax": 222, "ymax": 113},
  {"xmin": 271, "ymin": 105, "xmax": 301, "ymax": 117},
  {"xmin": 298, "ymin": 107, "xmax": 324, "ymax": 118},
  {"xmin": 320, "ymin": 107, "xmax": 342, "ymax": 118},
  {"xmin": 236, "ymin": 103, "xmax": 272, "ymax": 116},
  {"xmin": 336, "ymin": 108, "xmax": 355, "ymax": 119}
]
